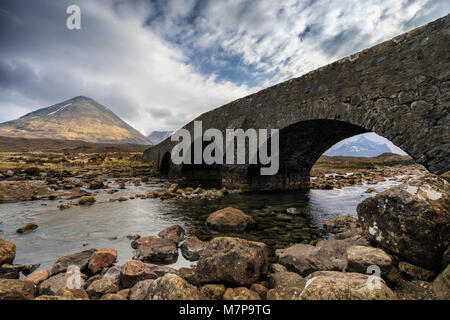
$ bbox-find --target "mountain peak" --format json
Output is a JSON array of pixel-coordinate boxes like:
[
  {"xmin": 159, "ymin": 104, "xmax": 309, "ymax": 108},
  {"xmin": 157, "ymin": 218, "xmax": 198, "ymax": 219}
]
[{"xmin": 0, "ymin": 97, "xmax": 149, "ymax": 145}]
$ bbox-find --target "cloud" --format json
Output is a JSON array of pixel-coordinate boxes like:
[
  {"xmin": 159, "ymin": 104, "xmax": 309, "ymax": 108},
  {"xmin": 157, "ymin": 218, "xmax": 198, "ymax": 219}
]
[{"xmin": 0, "ymin": 0, "xmax": 448, "ymax": 136}]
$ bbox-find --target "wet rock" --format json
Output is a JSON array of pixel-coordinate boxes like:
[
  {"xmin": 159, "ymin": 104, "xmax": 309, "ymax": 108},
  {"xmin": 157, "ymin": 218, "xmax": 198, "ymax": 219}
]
[
  {"xmin": 286, "ymin": 208, "xmax": 299, "ymax": 215},
  {"xmin": 77, "ymin": 196, "xmax": 96, "ymax": 205},
  {"xmin": 432, "ymin": 264, "xmax": 449, "ymax": 300},
  {"xmin": 132, "ymin": 236, "xmax": 178, "ymax": 264},
  {"xmin": 56, "ymin": 286, "xmax": 89, "ymax": 299},
  {"xmin": 301, "ymin": 271, "xmax": 395, "ymax": 300},
  {"xmin": 0, "ymin": 263, "xmax": 39, "ymax": 279},
  {"xmin": 250, "ymin": 283, "xmax": 269, "ymax": 299},
  {"xmin": 223, "ymin": 287, "xmax": 261, "ymax": 300},
  {"xmin": 200, "ymin": 284, "xmax": 226, "ymax": 300},
  {"xmin": 88, "ymin": 248, "xmax": 117, "ymax": 274},
  {"xmin": 59, "ymin": 203, "xmax": 74, "ymax": 210},
  {"xmin": 121, "ymin": 260, "xmax": 157, "ymax": 288},
  {"xmin": 357, "ymin": 174, "xmax": 449, "ymax": 271},
  {"xmin": 50, "ymin": 248, "xmax": 97, "ymax": 275},
  {"xmin": 268, "ymin": 271, "xmax": 305, "ymax": 289},
  {"xmin": 147, "ymin": 274, "xmax": 204, "ymax": 300},
  {"xmin": 266, "ymin": 286, "xmax": 303, "ymax": 300},
  {"xmin": 27, "ymin": 269, "xmax": 50, "ymax": 285},
  {"xmin": 88, "ymin": 179, "xmax": 105, "ymax": 190},
  {"xmin": 345, "ymin": 246, "xmax": 393, "ymax": 276},
  {"xmin": 180, "ymin": 236, "xmax": 207, "ymax": 261},
  {"xmin": 129, "ymin": 279, "xmax": 155, "ymax": 300},
  {"xmin": 398, "ymin": 261, "xmax": 436, "ymax": 281},
  {"xmin": 0, "ymin": 279, "xmax": 36, "ymax": 300},
  {"xmin": 86, "ymin": 278, "xmax": 119, "ymax": 299},
  {"xmin": 276, "ymin": 233, "xmax": 368, "ymax": 276},
  {"xmin": 100, "ymin": 293, "xmax": 126, "ymax": 300},
  {"xmin": 365, "ymin": 187, "xmax": 377, "ymax": 193},
  {"xmin": 16, "ymin": 222, "xmax": 38, "ymax": 234},
  {"xmin": 206, "ymin": 207, "xmax": 256, "ymax": 232},
  {"xmin": 158, "ymin": 224, "xmax": 185, "ymax": 245},
  {"xmin": 0, "ymin": 237, "xmax": 15, "ymax": 266},
  {"xmin": 323, "ymin": 216, "xmax": 359, "ymax": 234},
  {"xmin": 193, "ymin": 237, "xmax": 269, "ymax": 286},
  {"xmin": 39, "ymin": 272, "xmax": 86, "ymax": 296}
]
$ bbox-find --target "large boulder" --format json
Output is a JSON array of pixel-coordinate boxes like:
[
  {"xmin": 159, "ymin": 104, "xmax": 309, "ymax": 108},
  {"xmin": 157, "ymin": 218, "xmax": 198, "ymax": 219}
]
[
  {"xmin": 132, "ymin": 236, "xmax": 178, "ymax": 264},
  {"xmin": 193, "ymin": 237, "xmax": 269, "ymax": 286},
  {"xmin": 275, "ymin": 232, "xmax": 368, "ymax": 276},
  {"xmin": 180, "ymin": 236, "xmax": 207, "ymax": 261},
  {"xmin": 206, "ymin": 207, "xmax": 256, "ymax": 232},
  {"xmin": 345, "ymin": 246, "xmax": 393, "ymax": 275},
  {"xmin": 432, "ymin": 264, "xmax": 449, "ymax": 300},
  {"xmin": 147, "ymin": 274, "xmax": 204, "ymax": 300},
  {"xmin": 50, "ymin": 249, "xmax": 97, "ymax": 275},
  {"xmin": 357, "ymin": 174, "xmax": 449, "ymax": 271},
  {"xmin": 300, "ymin": 271, "xmax": 395, "ymax": 300},
  {"xmin": 0, "ymin": 279, "xmax": 36, "ymax": 300},
  {"xmin": 88, "ymin": 248, "xmax": 117, "ymax": 274},
  {"xmin": 158, "ymin": 225, "xmax": 185, "ymax": 245},
  {"xmin": 0, "ymin": 237, "xmax": 16, "ymax": 265}
]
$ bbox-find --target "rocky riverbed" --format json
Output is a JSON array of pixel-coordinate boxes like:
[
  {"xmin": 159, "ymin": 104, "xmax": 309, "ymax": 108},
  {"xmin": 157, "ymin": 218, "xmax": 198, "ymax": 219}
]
[{"xmin": 0, "ymin": 173, "xmax": 448, "ymax": 300}]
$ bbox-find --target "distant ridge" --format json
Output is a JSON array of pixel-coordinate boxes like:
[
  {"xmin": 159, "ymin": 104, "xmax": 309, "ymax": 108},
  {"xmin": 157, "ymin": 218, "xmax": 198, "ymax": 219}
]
[
  {"xmin": 0, "ymin": 96, "xmax": 150, "ymax": 145},
  {"xmin": 147, "ymin": 130, "xmax": 173, "ymax": 145},
  {"xmin": 324, "ymin": 135, "xmax": 392, "ymax": 157}
]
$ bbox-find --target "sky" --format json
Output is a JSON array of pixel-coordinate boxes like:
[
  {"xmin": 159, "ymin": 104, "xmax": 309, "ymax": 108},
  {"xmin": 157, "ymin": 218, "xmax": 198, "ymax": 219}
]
[{"xmin": 0, "ymin": 0, "xmax": 448, "ymax": 152}]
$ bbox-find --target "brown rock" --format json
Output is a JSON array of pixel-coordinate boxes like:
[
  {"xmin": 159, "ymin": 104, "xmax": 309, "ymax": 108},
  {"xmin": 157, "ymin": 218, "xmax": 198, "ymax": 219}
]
[
  {"xmin": 345, "ymin": 246, "xmax": 393, "ymax": 276},
  {"xmin": 27, "ymin": 269, "xmax": 50, "ymax": 285},
  {"xmin": 0, "ymin": 279, "xmax": 36, "ymax": 300},
  {"xmin": 78, "ymin": 196, "xmax": 96, "ymax": 205},
  {"xmin": 50, "ymin": 248, "xmax": 97, "ymax": 275},
  {"xmin": 206, "ymin": 207, "xmax": 256, "ymax": 232},
  {"xmin": 268, "ymin": 271, "xmax": 305, "ymax": 289},
  {"xmin": 223, "ymin": 287, "xmax": 261, "ymax": 300},
  {"xmin": 180, "ymin": 236, "xmax": 207, "ymax": 261},
  {"xmin": 323, "ymin": 216, "xmax": 359, "ymax": 234},
  {"xmin": 194, "ymin": 237, "xmax": 269, "ymax": 286},
  {"xmin": 56, "ymin": 286, "xmax": 89, "ymax": 299},
  {"xmin": 121, "ymin": 260, "xmax": 157, "ymax": 288},
  {"xmin": 158, "ymin": 224, "xmax": 185, "ymax": 245},
  {"xmin": 39, "ymin": 272, "xmax": 86, "ymax": 296},
  {"xmin": 88, "ymin": 248, "xmax": 117, "ymax": 273},
  {"xmin": 16, "ymin": 222, "xmax": 38, "ymax": 234},
  {"xmin": 398, "ymin": 261, "xmax": 436, "ymax": 281},
  {"xmin": 266, "ymin": 286, "xmax": 303, "ymax": 300},
  {"xmin": 0, "ymin": 237, "xmax": 16, "ymax": 265},
  {"xmin": 100, "ymin": 293, "xmax": 126, "ymax": 300},
  {"xmin": 200, "ymin": 284, "xmax": 226, "ymax": 300},
  {"xmin": 86, "ymin": 278, "xmax": 119, "ymax": 299},
  {"xmin": 132, "ymin": 236, "xmax": 178, "ymax": 264},
  {"xmin": 129, "ymin": 279, "xmax": 155, "ymax": 300},
  {"xmin": 147, "ymin": 274, "xmax": 204, "ymax": 300},
  {"xmin": 250, "ymin": 283, "xmax": 269, "ymax": 299},
  {"xmin": 432, "ymin": 264, "xmax": 449, "ymax": 300}
]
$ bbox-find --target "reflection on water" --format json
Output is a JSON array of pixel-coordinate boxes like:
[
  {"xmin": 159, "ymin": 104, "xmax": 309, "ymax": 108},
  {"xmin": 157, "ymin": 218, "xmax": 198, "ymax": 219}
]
[{"xmin": 0, "ymin": 177, "xmax": 403, "ymax": 270}]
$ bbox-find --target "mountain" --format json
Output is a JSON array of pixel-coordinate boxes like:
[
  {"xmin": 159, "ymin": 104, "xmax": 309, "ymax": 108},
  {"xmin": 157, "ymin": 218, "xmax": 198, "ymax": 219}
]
[
  {"xmin": 0, "ymin": 96, "xmax": 150, "ymax": 145},
  {"xmin": 324, "ymin": 135, "xmax": 392, "ymax": 157},
  {"xmin": 147, "ymin": 130, "xmax": 173, "ymax": 145}
]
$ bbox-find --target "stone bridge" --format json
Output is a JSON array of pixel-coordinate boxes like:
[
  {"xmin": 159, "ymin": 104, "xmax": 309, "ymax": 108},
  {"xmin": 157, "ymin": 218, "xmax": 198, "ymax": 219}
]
[{"xmin": 143, "ymin": 15, "xmax": 449, "ymax": 192}]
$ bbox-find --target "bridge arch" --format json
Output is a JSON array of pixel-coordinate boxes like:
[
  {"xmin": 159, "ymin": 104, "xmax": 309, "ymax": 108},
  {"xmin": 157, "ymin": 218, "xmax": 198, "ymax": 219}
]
[{"xmin": 144, "ymin": 15, "xmax": 449, "ymax": 191}]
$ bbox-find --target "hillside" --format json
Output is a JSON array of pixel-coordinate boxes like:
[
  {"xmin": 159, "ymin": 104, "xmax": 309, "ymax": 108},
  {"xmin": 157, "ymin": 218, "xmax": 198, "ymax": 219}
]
[{"xmin": 0, "ymin": 96, "xmax": 150, "ymax": 145}]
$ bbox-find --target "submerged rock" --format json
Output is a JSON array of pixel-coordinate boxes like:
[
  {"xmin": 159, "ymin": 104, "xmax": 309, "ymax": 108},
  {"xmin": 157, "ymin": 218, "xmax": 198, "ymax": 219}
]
[
  {"xmin": 357, "ymin": 174, "xmax": 449, "ymax": 271},
  {"xmin": 193, "ymin": 237, "xmax": 269, "ymax": 286},
  {"xmin": 206, "ymin": 207, "xmax": 256, "ymax": 232},
  {"xmin": 323, "ymin": 216, "xmax": 359, "ymax": 234}
]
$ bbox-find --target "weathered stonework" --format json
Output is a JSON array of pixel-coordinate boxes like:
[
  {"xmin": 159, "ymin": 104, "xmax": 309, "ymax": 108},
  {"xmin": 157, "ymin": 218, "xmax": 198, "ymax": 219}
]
[{"xmin": 144, "ymin": 15, "xmax": 450, "ymax": 191}]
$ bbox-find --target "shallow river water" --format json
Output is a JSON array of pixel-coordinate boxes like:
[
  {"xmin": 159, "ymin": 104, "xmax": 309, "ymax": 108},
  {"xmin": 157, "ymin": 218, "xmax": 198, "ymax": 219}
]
[{"xmin": 0, "ymin": 176, "xmax": 407, "ymax": 271}]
